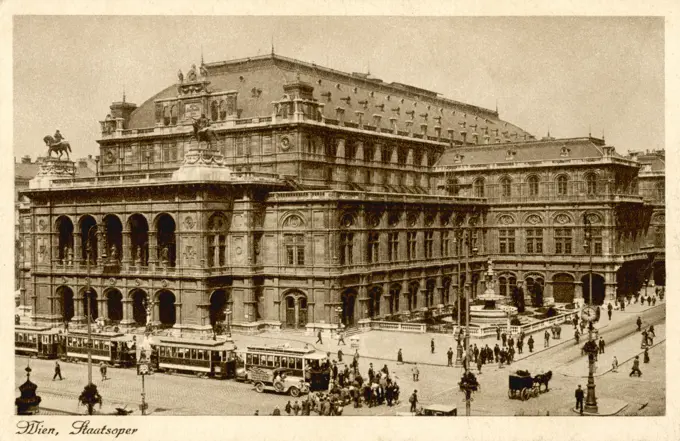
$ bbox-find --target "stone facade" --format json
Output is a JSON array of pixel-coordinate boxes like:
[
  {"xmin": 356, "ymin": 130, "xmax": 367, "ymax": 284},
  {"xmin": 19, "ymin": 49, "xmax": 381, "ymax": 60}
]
[{"xmin": 18, "ymin": 54, "xmax": 665, "ymax": 335}]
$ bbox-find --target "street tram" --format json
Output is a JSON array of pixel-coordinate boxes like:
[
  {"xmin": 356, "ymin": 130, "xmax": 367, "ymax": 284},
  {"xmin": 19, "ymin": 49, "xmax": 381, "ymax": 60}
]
[
  {"xmin": 149, "ymin": 336, "xmax": 238, "ymax": 379},
  {"xmin": 235, "ymin": 344, "xmax": 331, "ymax": 392},
  {"xmin": 15, "ymin": 325, "xmax": 61, "ymax": 359},
  {"xmin": 64, "ymin": 329, "xmax": 136, "ymax": 366}
]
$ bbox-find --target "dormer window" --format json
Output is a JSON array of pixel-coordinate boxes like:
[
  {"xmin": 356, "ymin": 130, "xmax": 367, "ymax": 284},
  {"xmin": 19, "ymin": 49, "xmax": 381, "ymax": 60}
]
[
  {"xmin": 420, "ymin": 124, "xmax": 428, "ymax": 135},
  {"xmin": 560, "ymin": 147, "xmax": 571, "ymax": 157},
  {"xmin": 453, "ymin": 153, "xmax": 464, "ymax": 164},
  {"xmin": 406, "ymin": 110, "xmax": 415, "ymax": 119},
  {"xmin": 434, "ymin": 127, "xmax": 442, "ymax": 138},
  {"xmin": 420, "ymin": 113, "xmax": 428, "ymax": 121},
  {"xmin": 335, "ymin": 107, "xmax": 345, "ymax": 121},
  {"xmin": 392, "ymin": 106, "xmax": 400, "ymax": 115},
  {"xmin": 434, "ymin": 116, "xmax": 441, "ymax": 125},
  {"xmin": 373, "ymin": 114, "xmax": 382, "ymax": 127},
  {"xmin": 336, "ymin": 83, "xmax": 341, "ymax": 89},
  {"xmin": 355, "ymin": 111, "xmax": 364, "ymax": 126},
  {"xmin": 353, "ymin": 87, "xmax": 358, "ymax": 93},
  {"xmin": 506, "ymin": 149, "xmax": 517, "ymax": 160}
]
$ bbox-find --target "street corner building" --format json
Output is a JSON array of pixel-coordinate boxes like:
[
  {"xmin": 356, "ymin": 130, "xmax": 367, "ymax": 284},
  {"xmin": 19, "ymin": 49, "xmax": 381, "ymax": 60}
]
[{"xmin": 16, "ymin": 53, "xmax": 665, "ymax": 338}]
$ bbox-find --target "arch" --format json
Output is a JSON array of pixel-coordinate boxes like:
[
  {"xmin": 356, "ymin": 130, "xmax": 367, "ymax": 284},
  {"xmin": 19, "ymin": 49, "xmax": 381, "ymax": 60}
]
[
  {"xmin": 210, "ymin": 101, "xmax": 219, "ymax": 121},
  {"xmin": 281, "ymin": 213, "xmax": 306, "ymax": 229},
  {"xmin": 442, "ymin": 277, "xmax": 452, "ymax": 305},
  {"xmin": 552, "ymin": 212, "xmax": 574, "ymax": 225},
  {"xmin": 526, "ymin": 174, "xmax": 540, "ymax": 197},
  {"xmin": 105, "ymin": 289, "xmax": 123, "ymax": 322},
  {"xmin": 128, "ymin": 214, "xmax": 149, "ymax": 266},
  {"xmin": 473, "ymin": 177, "xmax": 485, "ymax": 198},
  {"xmin": 498, "ymin": 273, "xmax": 517, "ymax": 297},
  {"xmin": 55, "ymin": 216, "xmax": 74, "ymax": 264},
  {"xmin": 407, "ymin": 281, "xmax": 420, "ymax": 311},
  {"xmin": 157, "ymin": 290, "xmax": 176, "ymax": 327},
  {"xmin": 499, "ymin": 176, "xmax": 512, "ymax": 198},
  {"xmin": 341, "ymin": 289, "xmax": 357, "ymax": 326},
  {"xmin": 524, "ymin": 274, "xmax": 545, "ymax": 306},
  {"xmin": 584, "ymin": 172, "xmax": 598, "ymax": 195},
  {"xmin": 103, "ymin": 214, "xmax": 123, "ymax": 262},
  {"xmin": 556, "ymin": 174, "xmax": 569, "ymax": 196},
  {"xmin": 219, "ymin": 100, "xmax": 227, "ymax": 120},
  {"xmin": 209, "ymin": 289, "xmax": 230, "ymax": 326},
  {"xmin": 56, "ymin": 286, "xmax": 75, "ymax": 322},
  {"xmin": 78, "ymin": 215, "xmax": 98, "ymax": 264},
  {"xmin": 80, "ymin": 287, "xmax": 98, "ymax": 320},
  {"xmin": 170, "ymin": 105, "xmax": 177, "ymax": 125},
  {"xmin": 425, "ymin": 279, "xmax": 436, "ymax": 307},
  {"xmin": 339, "ymin": 212, "xmax": 356, "ymax": 229},
  {"xmin": 552, "ymin": 273, "xmax": 575, "ymax": 304},
  {"xmin": 388, "ymin": 283, "xmax": 401, "ymax": 314},
  {"xmin": 130, "ymin": 289, "xmax": 148, "ymax": 326},
  {"xmin": 163, "ymin": 105, "xmax": 171, "ymax": 126},
  {"xmin": 208, "ymin": 213, "xmax": 228, "ymax": 267},
  {"xmin": 581, "ymin": 274, "xmax": 605, "ymax": 306},
  {"xmin": 524, "ymin": 213, "xmax": 543, "ymax": 225},
  {"xmin": 156, "ymin": 213, "xmax": 176, "ymax": 267},
  {"xmin": 368, "ymin": 286, "xmax": 382, "ymax": 318}
]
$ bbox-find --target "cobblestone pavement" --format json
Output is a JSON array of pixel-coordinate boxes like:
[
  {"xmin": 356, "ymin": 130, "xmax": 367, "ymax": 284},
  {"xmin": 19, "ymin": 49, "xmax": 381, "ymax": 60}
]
[{"xmin": 16, "ymin": 303, "xmax": 664, "ymax": 416}]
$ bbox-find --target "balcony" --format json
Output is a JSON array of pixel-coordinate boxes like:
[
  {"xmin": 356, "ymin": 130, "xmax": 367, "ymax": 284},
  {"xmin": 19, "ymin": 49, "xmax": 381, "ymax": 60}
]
[{"xmin": 269, "ymin": 189, "xmax": 486, "ymax": 205}]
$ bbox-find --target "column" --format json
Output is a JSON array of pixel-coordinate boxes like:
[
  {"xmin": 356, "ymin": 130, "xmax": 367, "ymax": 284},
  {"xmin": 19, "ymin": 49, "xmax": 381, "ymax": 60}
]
[
  {"xmin": 148, "ymin": 230, "xmax": 158, "ymax": 269},
  {"xmin": 382, "ymin": 282, "xmax": 391, "ymax": 317},
  {"xmin": 120, "ymin": 299, "xmax": 134, "ymax": 325},
  {"xmin": 99, "ymin": 296, "xmax": 108, "ymax": 322},
  {"xmin": 435, "ymin": 275, "xmax": 443, "ymax": 306},
  {"xmin": 122, "ymin": 230, "xmax": 132, "ymax": 267},
  {"xmin": 51, "ymin": 231, "xmax": 60, "ymax": 265},
  {"xmin": 96, "ymin": 229, "xmax": 105, "ymax": 262},
  {"xmin": 358, "ymin": 285, "xmax": 368, "ymax": 320},
  {"xmin": 174, "ymin": 300, "xmax": 182, "ymax": 328},
  {"xmin": 73, "ymin": 233, "xmax": 82, "ymax": 265},
  {"xmin": 72, "ymin": 292, "xmax": 85, "ymax": 323},
  {"xmin": 401, "ymin": 280, "xmax": 410, "ymax": 311},
  {"xmin": 418, "ymin": 278, "xmax": 427, "ymax": 310}
]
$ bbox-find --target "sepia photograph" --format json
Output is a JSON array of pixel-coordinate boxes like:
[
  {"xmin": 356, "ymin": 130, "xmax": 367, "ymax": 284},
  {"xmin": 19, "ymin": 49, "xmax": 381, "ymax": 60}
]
[{"xmin": 3, "ymin": 6, "xmax": 677, "ymax": 441}]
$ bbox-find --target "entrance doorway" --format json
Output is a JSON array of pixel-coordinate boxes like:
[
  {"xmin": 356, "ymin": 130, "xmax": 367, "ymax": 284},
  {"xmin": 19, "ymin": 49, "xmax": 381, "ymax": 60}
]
[
  {"xmin": 581, "ymin": 274, "xmax": 605, "ymax": 305},
  {"xmin": 157, "ymin": 290, "xmax": 176, "ymax": 327},
  {"xmin": 341, "ymin": 290, "xmax": 356, "ymax": 326},
  {"xmin": 552, "ymin": 274, "xmax": 575, "ymax": 304},
  {"xmin": 283, "ymin": 292, "xmax": 308, "ymax": 329}
]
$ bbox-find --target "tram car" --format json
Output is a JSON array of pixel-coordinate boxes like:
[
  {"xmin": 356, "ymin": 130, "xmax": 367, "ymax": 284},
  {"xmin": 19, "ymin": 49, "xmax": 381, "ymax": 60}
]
[
  {"xmin": 149, "ymin": 336, "xmax": 237, "ymax": 379},
  {"xmin": 15, "ymin": 325, "xmax": 61, "ymax": 359},
  {"xmin": 64, "ymin": 329, "xmax": 137, "ymax": 367}
]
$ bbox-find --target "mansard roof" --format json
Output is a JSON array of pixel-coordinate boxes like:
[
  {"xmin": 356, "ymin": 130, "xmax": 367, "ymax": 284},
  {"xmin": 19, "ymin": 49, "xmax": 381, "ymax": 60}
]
[
  {"xmin": 126, "ymin": 54, "xmax": 531, "ymax": 140},
  {"xmin": 435, "ymin": 137, "xmax": 631, "ymax": 168}
]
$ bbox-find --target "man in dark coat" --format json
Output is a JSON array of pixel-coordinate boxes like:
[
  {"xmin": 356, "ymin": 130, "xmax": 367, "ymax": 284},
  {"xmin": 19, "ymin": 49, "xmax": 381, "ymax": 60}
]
[
  {"xmin": 332, "ymin": 361, "xmax": 339, "ymax": 380},
  {"xmin": 53, "ymin": 361, "xmax": 63, "ymax": 381},
  {"xmin": 496, "ymin": 326, "xmax": 501, "ymax": 340},
  {"xmin": 517, "ymin": 338, "xmax": 523, "ymax": 354},
  {"xmin": 528, "ymin": 335, "xmax": 535, "ymax": 352},
  {"xmin": 337, "ymin": 348, "xmax": 344, "ymax": 362},
  {"xmin": 409, "ymin": 390, "xmax": 418, "ymax": 413},
  {"xmin": 447, "ymin": 347, "xmax": 454, "ymax": 367},
  {"xmin": 607, "ymin": 302, "xmax": 613, "ymax": 320},
  {"xmin": 501, "ymin": 331, "xmax": 507, "ymax": 347},
  {"xmin": 636, "ymin": 316, "xmax": 642, "ymax": 332},
  {"xmin": 598, "ymin": 337, "xmax": 605, "ymax": 354},
  {"xmin": 494, "ymin": 344, "xmax": 500, "ymax": 362},
  {"xmin": 431, "ymin": 338, "xmax": 435, "ymax": 354},
  {"xmin": 630, "ymin": 356, "xmax": 642, "ymax": 377},
  {"xmin": 316, "ymin": 330, "xmax": 323, "ymax": 344},
  {"xmin": 508, "ymin": 336, "xmax": 514, "ymax": 350},
  {"xmin": 575, "ymin": 385, "xmax": 584, "ymax": 414}
]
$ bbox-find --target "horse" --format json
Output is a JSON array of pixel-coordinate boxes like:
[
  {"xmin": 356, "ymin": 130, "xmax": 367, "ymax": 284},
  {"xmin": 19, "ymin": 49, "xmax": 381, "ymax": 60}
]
[
  {"xmin": 533, "ymin": 370, "xmax": 553, "ymax": 393},
  {"xmin": 43, "ymin": 135, "xmax": 72, "ymax": 160},
  {"xmin": 191, "ymin": 120, "xmax": 218, "ymax": 148}
]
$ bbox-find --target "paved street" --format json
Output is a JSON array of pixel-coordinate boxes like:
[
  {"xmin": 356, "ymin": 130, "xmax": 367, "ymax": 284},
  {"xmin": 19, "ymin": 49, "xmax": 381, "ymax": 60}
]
[{"xmin": 16, "ymin": 303, "xmax": 664, "ymax": 416}]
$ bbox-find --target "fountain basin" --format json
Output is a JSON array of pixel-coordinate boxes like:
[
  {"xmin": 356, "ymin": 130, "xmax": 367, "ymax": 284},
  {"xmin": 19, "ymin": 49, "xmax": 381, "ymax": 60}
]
[{"xmin": 469, "ymin": 304, "xmax": 518, "ymax": 325}]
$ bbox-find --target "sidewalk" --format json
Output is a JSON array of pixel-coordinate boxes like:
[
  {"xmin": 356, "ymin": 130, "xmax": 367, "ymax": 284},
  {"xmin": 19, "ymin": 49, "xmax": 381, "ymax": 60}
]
[{"xmin": 232, "ymin": 301, "xmax": 665, "ymax": 368}]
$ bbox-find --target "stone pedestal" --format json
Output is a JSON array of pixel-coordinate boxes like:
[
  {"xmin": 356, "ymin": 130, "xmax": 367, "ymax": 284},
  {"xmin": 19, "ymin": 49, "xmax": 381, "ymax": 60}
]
[
  {"xmin": 29, "ymin": 158, "xmax": 76, "ymax": 189},
  {"xmin": 172, "ymin": 146, "xmax": 233, "ymax": 182}
]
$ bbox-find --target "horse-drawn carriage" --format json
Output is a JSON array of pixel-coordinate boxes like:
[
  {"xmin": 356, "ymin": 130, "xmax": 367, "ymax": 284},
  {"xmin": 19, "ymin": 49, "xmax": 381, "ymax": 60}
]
[{"xmin": 508, "ymin": 370, "xmax": 552, "ymax": 401}]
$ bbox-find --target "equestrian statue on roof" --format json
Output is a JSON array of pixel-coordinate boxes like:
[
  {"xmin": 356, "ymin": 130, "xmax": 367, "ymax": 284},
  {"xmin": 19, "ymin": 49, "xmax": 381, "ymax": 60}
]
[
  {"xmin": 43, "ymin": 129, "xmax": 72, "ymax": 160},
  {"xmin": 191, "ymin": 114, "xmax": 218, "ymax": 148}
]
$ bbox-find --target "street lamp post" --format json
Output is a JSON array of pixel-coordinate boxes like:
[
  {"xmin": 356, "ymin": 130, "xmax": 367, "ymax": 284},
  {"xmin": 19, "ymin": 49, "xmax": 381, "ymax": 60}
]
[
  {"xmin": 454, "ymin": 233, "xmax": 463, "ymax": 366},
  {"xmin": 464, "ymin": 227, "xmax": 478, "ymax": 366},
  {"xmin": 583, "ymin": 215, "xmax": 598, "ymax": 413},
  {"xmin": 85, "ymin": 225, "xmax": 98, "ymax": 384},
  {"xmin": 226, "ymin": 307, "xmax": 232, "ymax": 338}
]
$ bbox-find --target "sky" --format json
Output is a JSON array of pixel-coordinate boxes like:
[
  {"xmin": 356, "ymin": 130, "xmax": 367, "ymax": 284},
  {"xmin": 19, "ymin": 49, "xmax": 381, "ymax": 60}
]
[{"xmin": 13, "ymin": 16, "xmax": 664, "ymax": 160}]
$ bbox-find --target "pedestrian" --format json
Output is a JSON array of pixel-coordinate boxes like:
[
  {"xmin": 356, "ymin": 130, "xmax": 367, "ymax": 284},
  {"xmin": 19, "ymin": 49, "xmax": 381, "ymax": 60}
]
[
  {"xmin": 332, "ymin": 361, "xmax": 339, "ymax": 380},
  {"xmin": 652, "ymin": 296, "xmax": 657, "ymax": 306},
  {"xmin": 477, "ymin": 355, "xmax": 483, "ymax": 374},
  {"xmin": 53, "ymin": 360, "xmax": 63, "ymax": 381},
  {"xmin": 517, "ymin": 339, "xmax": 523, "ymax": 355},
  {"xmin": 507, "ymin": 336, "xmax": 514, "ymax": 351},
  {"xmin": 629, "ymin": 356, "xmax": 642, "ymax": 377},
  {"xmin": 501, "ymin": 331, "xmax": 507, "ymax": 347},
  {"xmin": 575, "ymin": 385, "xmax": 584, "ymax": 415},
  {"xmin": 496, "ymin": 325, "xmax": 501, "ymax": 340},
  {"xmin": 285, "ymin": 400, "xmax": 292, "ymax": 415},
  {"xmin": 473, "ymin": 344, "xmax": 479, "ymax": 363},
  {"xmin": 528, "ymin": 336, "xmax": 534, "ymax": 353},
  {"xmin": 338, "ymin": 348, "xmax": 344, "ymax": 363},
  {"xmin": 431, "ymin": 338, "xmax": 435, "ymax": 354},
  {"xmin": 648, "ymin": 325, "xmax": 656, "ymax": 338},
  {"xmin": 409, "ymin": 389, "xmax": 418, "ymax": 413},
  {"xmin": 611, "ymin": 356, "xmax": 619, "ymax": 372},
  {"xmin": 607, "ymin": 302, "xmax": 613, "ymax": 321},
  {"xmin": 498, "ymin": 351, "xmax": 504, "ymax": 369},
  {"xmin": 643, "ymin": 348, "xmax": 650, "ymax": 364},
  {"xmin": 397, "ymin": 348, "xmax": 403, "ymax": 364},
  {"xmin": 368, "ymin": 363, "xmax": 375, "ymax": 383},
  {"xmin": 381, "ymin": 364, "xmax": 389, "ymax": 377},
  {"xmin": 316, "ymin": 330, "xmax": 323, "ymax": 344},
  {"xmin": 272, "ymin": 406, "xmax": 281, "ymax": 416},
  {"xmin": 99, "ymin": 362, "xmax": 107, "ymax": 381},
  {"xmin": 544, "ymin": 330, "xmax": 550, "ymax": 348},
  {"xmin": 598, "ymin": 337, "xmax": 605, "ymax": 354},
  {"xmin": 508, "ymin": 346, "xmax": 515, "ymax": 364},
  {"xmin": 574, "ymin": 329, "xmax": 580, "ymax": 344},
  {"xmin": 636, "ymin": 316, "xmax": 642, "ymax": 332},
  {"xmin": 447, "ymin": 347, "xmax": 454, "ymax": 367},
  {"xmin": 338, "ymin": 331, "xmax": 346, "ymax": 346},
  {"xmin": 412, "ymin": 363, "xmax": 420, "ymax": 382},
  {"xmin": 254, "ymin": 410, "xmax": 259, "ymax": 416}
]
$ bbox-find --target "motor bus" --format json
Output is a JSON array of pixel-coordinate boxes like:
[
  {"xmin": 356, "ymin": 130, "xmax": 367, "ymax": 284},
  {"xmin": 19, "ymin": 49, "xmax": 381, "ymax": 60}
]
[
  {"xmin": 235, "ymin": 344, "xmax": 330, "ymax": 392},
  {"xmin": 149, "ymin": 336, "xmax": 237, "ymax": 379},
  {"xmin": 64, "ymin": 329, "xmax": 136, "ymax": 367},
  {"xmin": 15, "ymin": 325, "xmax": 61, "ymax": 359}
]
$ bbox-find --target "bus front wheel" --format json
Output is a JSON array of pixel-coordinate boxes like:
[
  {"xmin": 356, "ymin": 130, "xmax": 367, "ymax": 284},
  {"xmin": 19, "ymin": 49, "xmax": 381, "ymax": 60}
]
[
  {"xmin": 289, "ymin": 387, "xmax": 300, "ymax": 397},
  {"xmin": 254, "ymin": 382, "xmax": 265, "ymax": 393}
]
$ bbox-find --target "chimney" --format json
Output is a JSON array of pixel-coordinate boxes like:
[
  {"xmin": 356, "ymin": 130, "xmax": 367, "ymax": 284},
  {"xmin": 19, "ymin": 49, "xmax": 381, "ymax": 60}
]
[{"xmin": 21, "ymin": 155, "xmax": 31, "ymax": 164}]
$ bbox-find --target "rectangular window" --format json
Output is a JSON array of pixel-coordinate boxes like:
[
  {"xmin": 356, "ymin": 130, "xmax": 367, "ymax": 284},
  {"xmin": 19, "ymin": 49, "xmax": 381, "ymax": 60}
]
[
  {"xmin": 340, "ymin": 232, "xmax": 354, "ymax": 265},
  {"xmin": 236, "ymin": 136, "xmax": 246, "ymax": 156},
  {"xmin": 526, "ymin": 228, "xmax": 543, "ymax": 254},
  {"xmin": 441, "ymin": 231, "xmax": 450, "ymax": 257},
  {"xmin": 555, "ymin": 228, "xmax": 573, "ymax": 254},
  {"xmin": 124, "ymin": 146, "xmax": 133, "ymax": 164},
  {"xmin": 388, "ymin": 232, "xmax": 399, "ymax": 262},
  {"xmin": 407, "ymin": 232, "xmax": 418, "ymax": 260},
  {"xmin": 499, "ymin": 229, "xmax": 515, "ymax": 254},
  {"xmin": 284, "ymin": 235, "xmax": 305, "ymax": 266},
  {"xmin": 367, "ymin": 232, "xmax": 380, "ymax": 263},
  {"xmin": 162, "ymin": 142, "xmax": 177, "ymax": 162},
  {"xmin": 424, "ymin": 231, "xmax": 434, "ymax": 259}
]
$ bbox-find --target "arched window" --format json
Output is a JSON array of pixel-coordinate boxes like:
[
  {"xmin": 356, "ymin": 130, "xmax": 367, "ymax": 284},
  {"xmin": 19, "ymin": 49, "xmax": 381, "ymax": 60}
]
[
  {"xmin": 210, "ymin": 101, "xmax": 219, "ymax": 121},
  {"xmin": 556, "ymin": 175, "xmax": 568, "ymax": 196},
  {"xmin": 500, "ymin": 177, "xmax": 512, "ymax": 197},
  {"xmin": 656, "ymin": 182, "xmax": 664, "ymax": 201},
  {"xmin": 585, "ymin": 173, "xmax": 597, "ymax": 195},
  {"xmin": 208, "ymin": 214, "xmax": 227, "ymax": 267},
  {"xmin": 219, "ymin": 100, "xmax": 227, "ymax": 120},
  {"xmin": 527, "ymin": 175, "xmax": 539, "ymax": 197},
  {"xmin": 473, "ymin": 178, "xmax": 485, "ymax": 197}
]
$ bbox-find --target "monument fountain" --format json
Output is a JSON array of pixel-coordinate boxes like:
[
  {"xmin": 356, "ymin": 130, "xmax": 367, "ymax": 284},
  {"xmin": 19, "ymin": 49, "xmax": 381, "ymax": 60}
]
[{"xmin": 469, "ymin": 259, "xmax": 518, "ymax": 325}]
